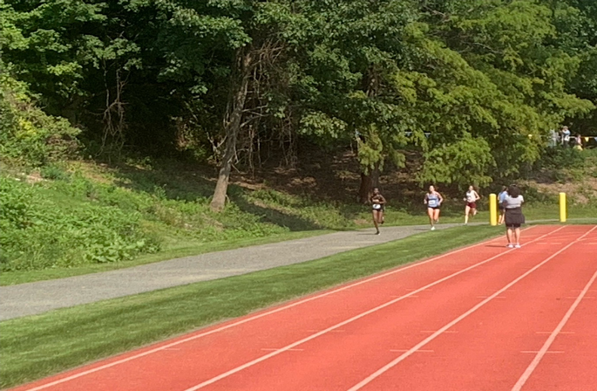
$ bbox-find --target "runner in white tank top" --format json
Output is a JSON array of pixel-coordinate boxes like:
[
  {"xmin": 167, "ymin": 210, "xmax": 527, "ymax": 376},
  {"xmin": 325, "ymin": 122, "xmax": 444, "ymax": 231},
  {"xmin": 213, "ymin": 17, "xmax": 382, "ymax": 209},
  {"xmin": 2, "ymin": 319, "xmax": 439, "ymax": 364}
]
[{"xmin": 463, "ymin": 185, "xmax": 480, "ymax": 225}]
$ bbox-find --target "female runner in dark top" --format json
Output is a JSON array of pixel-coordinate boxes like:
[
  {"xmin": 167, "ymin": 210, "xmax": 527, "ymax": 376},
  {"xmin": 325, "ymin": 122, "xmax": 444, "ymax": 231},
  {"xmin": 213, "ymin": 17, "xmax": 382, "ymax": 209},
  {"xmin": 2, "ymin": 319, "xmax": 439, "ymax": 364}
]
[{"xmin": 370, "ymin": 187, "xmax": 386, "ymax": 235}]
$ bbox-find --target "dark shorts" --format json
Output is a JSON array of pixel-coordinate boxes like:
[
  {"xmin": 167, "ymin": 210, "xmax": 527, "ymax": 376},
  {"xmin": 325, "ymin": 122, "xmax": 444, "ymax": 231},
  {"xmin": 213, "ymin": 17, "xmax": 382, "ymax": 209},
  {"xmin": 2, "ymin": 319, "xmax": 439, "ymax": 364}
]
[
  {"xmin": 428, "ymin": 206, "xmax": 440, "ymax": 210},
  {"xmin": 505, "ymin": 207, "xmax": 525, "ymax": 227},
  {"xmin": 466, "ymin": 202, "xmax": 476, "ymax": 209}
]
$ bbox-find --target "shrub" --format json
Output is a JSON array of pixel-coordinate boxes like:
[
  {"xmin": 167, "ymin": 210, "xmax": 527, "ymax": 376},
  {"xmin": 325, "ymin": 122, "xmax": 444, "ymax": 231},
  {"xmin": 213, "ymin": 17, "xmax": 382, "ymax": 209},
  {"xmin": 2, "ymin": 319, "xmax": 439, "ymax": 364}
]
[
  {"xmin": 0, "ymin": 176, "xmax": 160, "ymax": 271},
  {"xmin": 0, "ymin": 74, "xmax": 80, "ymax": 167}
]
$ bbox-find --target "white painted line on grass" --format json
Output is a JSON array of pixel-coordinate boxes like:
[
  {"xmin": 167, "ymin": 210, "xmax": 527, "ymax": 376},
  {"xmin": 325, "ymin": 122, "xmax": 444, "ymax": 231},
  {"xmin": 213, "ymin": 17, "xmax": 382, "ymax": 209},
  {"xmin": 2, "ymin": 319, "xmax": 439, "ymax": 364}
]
[
  {"xmin": 183, "ymin": 227, "xmax": 565, "ymax": 391},
  {"xmin": 25, "ymin": 226, "xmax": 553, "ymax": 392},
  {"xmin": 349, "ymin": 226, "xmax": 595, "ymax": 391},
  {"xmin": 512, "ymin": 265, "xmax": 597, "ymax": 389}
]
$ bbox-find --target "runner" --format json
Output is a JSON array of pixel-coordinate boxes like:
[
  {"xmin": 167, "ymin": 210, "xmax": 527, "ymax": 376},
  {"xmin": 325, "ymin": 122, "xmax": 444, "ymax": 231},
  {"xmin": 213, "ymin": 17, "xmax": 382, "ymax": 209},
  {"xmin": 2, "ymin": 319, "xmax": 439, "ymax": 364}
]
[
  {"xmin": 370, "ymin": 187, "xmax": 386, "ymax": 235},
  {"xmin": 498, "ymin": 185, "xmax": 508, "ymax": 225},
  {"xmin": 424, "ymin": 185, "xmax": 443, "ymax": 231},
  {"xmin": 463, "ymin": 185, "xmax": 481, "ymax": 225},
  {"xmin": 503, "ymin": 184, "xmax": 525, "ymax": 248}
]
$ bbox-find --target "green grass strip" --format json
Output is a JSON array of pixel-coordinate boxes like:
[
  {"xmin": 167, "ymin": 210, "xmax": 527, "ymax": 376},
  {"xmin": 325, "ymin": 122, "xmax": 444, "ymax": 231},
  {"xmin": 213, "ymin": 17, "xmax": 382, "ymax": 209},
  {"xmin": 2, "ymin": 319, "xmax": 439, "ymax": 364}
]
[{"xmin": 1, "ymin": 225, "xmax": 504, "ymax": 388}]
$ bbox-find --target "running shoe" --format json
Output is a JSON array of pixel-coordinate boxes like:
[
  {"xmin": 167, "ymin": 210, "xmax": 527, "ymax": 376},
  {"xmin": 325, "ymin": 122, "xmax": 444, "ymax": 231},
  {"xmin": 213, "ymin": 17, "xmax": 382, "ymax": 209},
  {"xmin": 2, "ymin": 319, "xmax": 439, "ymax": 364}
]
[
  {"xmin": 507, "ymin": 244, "xmax": 514, "ymax": 248},
  {"xmin": 514, "ymin": 244, "xmax": 521, "ymax": 248}
]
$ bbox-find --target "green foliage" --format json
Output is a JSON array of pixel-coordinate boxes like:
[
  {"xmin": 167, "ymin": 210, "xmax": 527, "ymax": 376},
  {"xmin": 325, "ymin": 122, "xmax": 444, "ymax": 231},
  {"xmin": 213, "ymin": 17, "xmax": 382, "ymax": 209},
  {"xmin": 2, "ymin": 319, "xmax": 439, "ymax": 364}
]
[
  {"xmin": 536, "ymin": 147, "xmax": 586, "ymax": 171},
  {"xmin": 1, "ymin": 0, "xmax": 596, "ymax": 194},
  {"xmin": 419, "ymin": 135, "xmax": 495, "ymax": 188},
  {"xmin": 0, "ymin": 176, "xmax": 158, "ymax": 271},
  {"xmin": 530, "ymin": 146, "xmax": 597, "ymax": 182},
  {"xmin": 0, "ymin": 74, "xmax": 80, "ymax": 166}
]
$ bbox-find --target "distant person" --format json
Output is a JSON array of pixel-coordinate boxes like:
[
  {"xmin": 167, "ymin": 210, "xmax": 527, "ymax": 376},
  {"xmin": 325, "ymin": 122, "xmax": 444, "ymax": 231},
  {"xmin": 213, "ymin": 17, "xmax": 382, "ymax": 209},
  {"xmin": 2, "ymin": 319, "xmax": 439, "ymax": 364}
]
[
  {"xmin": 574, "ymin": 134, "xmax": 583, "ymax": 151},
  {"xmin": 370, "ymin": 187, "xmax": 386, "ymax": 235},
  {"xmin": 463, "ymin": 185, "xmax": 481, "ymax": 225},
  {"xmin": 502, "ymin": 185, "xmax": 525, "ymax": 248},
  {"xmin": 498, "ymin": 185, "xmax": 508, "ymax": 225},
  {"xmin": 549, "ymin": 129, "xmax": 558, "ymax": 148},
  {"xmin": 562, "ymin": 126, "xmax": 571, "ymax": 146},
  {"xmin": 424, "ymin": 185, "xmax": 443, "ymax": 231}
]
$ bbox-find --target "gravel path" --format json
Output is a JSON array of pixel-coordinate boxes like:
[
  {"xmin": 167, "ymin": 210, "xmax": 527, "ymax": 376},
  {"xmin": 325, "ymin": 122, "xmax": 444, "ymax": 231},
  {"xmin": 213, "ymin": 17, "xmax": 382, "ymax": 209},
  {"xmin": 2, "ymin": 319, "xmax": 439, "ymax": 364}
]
[{"xmin": 1, "ymin": 224, "xmax": 464, "ymax": 321}]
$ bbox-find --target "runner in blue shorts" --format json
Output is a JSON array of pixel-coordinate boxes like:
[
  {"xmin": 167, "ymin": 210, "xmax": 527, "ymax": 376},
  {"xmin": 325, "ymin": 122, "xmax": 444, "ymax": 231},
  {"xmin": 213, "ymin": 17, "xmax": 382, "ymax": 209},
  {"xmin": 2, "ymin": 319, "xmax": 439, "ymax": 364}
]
[{"xmin": 424, "ymin": 185, "xmax": 443, "ymax": 231}]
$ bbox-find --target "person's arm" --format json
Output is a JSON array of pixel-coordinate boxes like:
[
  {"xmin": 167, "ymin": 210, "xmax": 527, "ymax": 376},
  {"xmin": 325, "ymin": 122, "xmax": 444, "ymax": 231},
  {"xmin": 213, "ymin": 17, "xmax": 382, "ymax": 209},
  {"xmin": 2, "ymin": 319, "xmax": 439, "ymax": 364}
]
[
  {"xmin": 379, "ymin": 195, "xmax": 387, "ymax": 205},
  {"xmin": 437, "ymin": 192, "xmax": 444, "ymax": 204},
  {"xmin": 424, "ymin": 194, "xmax": 428, "ymax": 204},
  {"xmin": 475, "ymin": 191, "xmax": 481, "ymax": 201}
]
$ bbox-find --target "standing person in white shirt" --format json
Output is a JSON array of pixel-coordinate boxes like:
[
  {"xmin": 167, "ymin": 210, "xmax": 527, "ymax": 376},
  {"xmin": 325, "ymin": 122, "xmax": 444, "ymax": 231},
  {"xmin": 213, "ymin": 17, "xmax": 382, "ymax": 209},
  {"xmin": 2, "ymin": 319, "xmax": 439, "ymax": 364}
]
[
  {"xmin": 562, "ymin": 126, "xmax": 571, "ymax": 146},
  {"xmin": 463, "ymin": 185, "xmax": 481, "ymax": 225},
  {"xmin": 502, "ymin": 185, "xmax": 525, "ymax": 248}
]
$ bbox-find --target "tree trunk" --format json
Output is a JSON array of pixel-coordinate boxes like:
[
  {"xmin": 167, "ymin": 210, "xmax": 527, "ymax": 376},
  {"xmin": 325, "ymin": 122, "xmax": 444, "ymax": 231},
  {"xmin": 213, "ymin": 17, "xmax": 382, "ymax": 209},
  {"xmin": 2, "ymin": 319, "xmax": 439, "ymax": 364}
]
[
  {"xmin": 358, "ymin": 172, "xmax": 372, "ymax": 204},
  {"xmin": 210, "ymin": 49, "xmax": 253, "ymax": 211},
  {"xmin": 358, "ymin": 165, "xmax": 380, "ymax": 204}
]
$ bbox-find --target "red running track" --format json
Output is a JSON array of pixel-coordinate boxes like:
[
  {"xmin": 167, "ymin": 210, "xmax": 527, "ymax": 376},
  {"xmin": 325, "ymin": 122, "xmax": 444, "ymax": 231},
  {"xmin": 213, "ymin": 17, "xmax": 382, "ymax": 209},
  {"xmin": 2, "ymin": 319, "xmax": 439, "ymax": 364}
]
[{"xmin": 14, "ymin": 225, "xmax": 597, "ymax": 391}]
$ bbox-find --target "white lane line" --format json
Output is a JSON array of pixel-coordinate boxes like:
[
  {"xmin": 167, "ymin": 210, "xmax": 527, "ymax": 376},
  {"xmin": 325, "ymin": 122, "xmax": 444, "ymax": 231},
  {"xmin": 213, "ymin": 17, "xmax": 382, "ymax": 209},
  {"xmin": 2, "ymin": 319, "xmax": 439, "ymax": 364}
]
[
  {"xmin": 520, "ymin": 351, "xmax": 564, "ymax": 354},
  {"xmin": 349, "ymin": 226, "xmax": 595, "ymax": 391},
  {"xmin": 536, "ymin": 331, "xmax": 574, "ymax": 335},
  {"xmin": 512, "ymin": 270, "xmax": 597, "ymax": 388},
  {"xmin": 183, "ymin": 227, "xmax": 565, "ymax": 391},
  {"xmin": 23, "ymin": 226, "xmax": 552, "ymax": 392},
  {"xmin": 261, "ymin": 348, "xmax": 304, "ymax": 352},
  {"xmin": 390, "ymin": 349, "xmax": 434, "ymax": 353},
  {"xmin": 421, "ymin": 330, "xmax": 458, "ymax": 334}
]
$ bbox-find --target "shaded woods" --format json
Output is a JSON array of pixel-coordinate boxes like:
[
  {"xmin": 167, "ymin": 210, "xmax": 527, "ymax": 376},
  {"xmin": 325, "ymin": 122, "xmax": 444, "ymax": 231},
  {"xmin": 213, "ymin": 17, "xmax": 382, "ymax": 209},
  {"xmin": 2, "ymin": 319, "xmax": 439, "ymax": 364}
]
[{"xmin": 2, "ymin": 0, "xmax": 597, "ymax": 208}]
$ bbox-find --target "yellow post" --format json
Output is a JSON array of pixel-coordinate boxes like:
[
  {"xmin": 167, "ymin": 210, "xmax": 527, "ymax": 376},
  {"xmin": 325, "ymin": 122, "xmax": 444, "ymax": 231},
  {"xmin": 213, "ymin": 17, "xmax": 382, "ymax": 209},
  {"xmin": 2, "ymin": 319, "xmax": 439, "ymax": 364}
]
[
  {"xmin": 489, "ymin": 193, "xmax": 497, "ymax": 226},
  {"xmin": 559, "ymin": 192, "xmax": 567, "ymax": 223}
]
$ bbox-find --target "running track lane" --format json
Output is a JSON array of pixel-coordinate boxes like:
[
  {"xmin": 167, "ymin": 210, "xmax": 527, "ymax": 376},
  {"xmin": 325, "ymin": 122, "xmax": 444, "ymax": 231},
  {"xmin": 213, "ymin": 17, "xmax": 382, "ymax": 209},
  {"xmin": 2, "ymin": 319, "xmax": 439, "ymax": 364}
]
[
  {"xmin": 12, "ymin": 225, "xmax": 572, "ymax": 391},
  {"xmin": 513, "ymin": 229, "xmax": 597, "ymax": 391},
  {"xmin": 353, "ymin": 225, "xmax": 597, "ymax": 391},
  {"xmin": 186, "ymin": 226, "xmax": 589, "ymax": 391}
]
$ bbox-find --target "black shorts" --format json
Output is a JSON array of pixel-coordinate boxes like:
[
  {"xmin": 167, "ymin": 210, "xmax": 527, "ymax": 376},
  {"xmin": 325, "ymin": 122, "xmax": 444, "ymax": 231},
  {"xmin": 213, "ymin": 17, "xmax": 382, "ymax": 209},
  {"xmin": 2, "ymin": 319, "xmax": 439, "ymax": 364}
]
[
  {"xmin": 505, "ymin": 208, "xmax": 525, "ymax": 227},
  {"xmin": 428, "ymin": 206, "xmax": 440, "ymax": 210}
]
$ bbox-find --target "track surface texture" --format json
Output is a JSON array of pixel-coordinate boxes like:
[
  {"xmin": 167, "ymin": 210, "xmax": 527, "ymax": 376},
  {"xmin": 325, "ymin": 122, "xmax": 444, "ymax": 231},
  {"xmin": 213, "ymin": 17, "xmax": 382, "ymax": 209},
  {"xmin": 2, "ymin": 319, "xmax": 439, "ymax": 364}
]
[{"xmin": 15, "ymin": 225, "xmax": 597, "ymax": 391}]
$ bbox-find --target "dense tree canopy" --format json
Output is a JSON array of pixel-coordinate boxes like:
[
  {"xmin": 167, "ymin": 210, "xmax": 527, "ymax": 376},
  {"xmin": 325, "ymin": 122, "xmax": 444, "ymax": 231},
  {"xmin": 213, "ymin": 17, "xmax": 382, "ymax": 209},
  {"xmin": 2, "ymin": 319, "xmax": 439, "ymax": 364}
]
[{"xmin": 1, "ymin": 0, "xmax": 595, "ymax": 206}]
